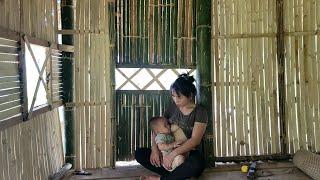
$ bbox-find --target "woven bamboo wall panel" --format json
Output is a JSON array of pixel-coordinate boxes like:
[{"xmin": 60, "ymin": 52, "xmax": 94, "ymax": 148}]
[
  {"xmin": 20, "ymin": 0, "xmax": 58, "ymax": 42},
  {"xmin": 0, "ymin": 109, "xmax": 64, "ymax": 180},
  {"xmin": 283, "ymin": 0, "xmax": 320, "ymax": 153},
  {"xmin": 116, "ymin": 90, "xmax": 171, "ymax": 161},
  {"xmin": 73, "ymin": 0, "xmax": 115, "ymax": 169},
  {"xmin": 115, "ymin": 0, "xmax": 196, "ymax": 67},
  {"xmin": 0, "ymin": 0, "xmax": 21, "ymax": 32},
  {"xmin": 212, "ymin": 0, "xmax": 320, "ymax": 158},
  {"xmin": 0, "ymin": 0, "xmax": 58, "ymax": 42},
  {"xmin": 212, "ymin": 0, "xmax": 281, "ymax": 157}
]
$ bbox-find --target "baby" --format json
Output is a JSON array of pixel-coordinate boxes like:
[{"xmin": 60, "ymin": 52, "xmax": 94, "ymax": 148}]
[{"xmin": 149, "ymin": 116, "xmax": 186, "ymax": 171}]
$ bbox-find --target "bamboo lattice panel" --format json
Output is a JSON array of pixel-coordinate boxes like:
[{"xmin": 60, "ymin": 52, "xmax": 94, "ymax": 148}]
[
  {"xmin": 0, "ymin": 109, "xmax": 64, "ymax": 180},
  {"xmin": 116, "ymin": 90, "xmax": 171, "ymax": 161},
  {"xmin": 73, "ymin": 0, "xmax": 115, "ymax": 169},
  {"xmin": 212, "ymin": 0, "xmax": 281, "ymax": 157},
  {"xmin": 283, "ymin": 0, "xmax": 320, "ymax": 153},
  {"xmin": 115, "ymin": 0, "xmax": 196, "ymax": 67}
]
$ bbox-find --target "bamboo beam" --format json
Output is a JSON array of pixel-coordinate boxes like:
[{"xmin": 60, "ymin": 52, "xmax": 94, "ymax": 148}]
[
  {"xmin": 196, "ymin": 0, "xmax": 214, "ymax": 167},
  {"xmin": 276, "ymin": 0, "xmax": 287, "ymax": 154},
  {"xmin": 61, "ymin": 0, "xmax": 75, "ymax": 166}
]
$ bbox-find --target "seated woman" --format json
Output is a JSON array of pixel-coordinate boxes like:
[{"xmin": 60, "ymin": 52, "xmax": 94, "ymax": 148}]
[{"xmin": 135, "ymin": 73, "xmax": 208, "ymax": 180}]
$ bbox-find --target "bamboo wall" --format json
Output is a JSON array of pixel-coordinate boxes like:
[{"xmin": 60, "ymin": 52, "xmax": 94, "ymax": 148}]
[
  {"xmin": 116, "ymin": 0, "xmax": 196, "ymax": 67},
  {"xmin": 283, "ymin": 0, "xmax": 320, "ymax": 153},
  {"xmin": 116, "ymin": 90, "xmax": 171, "ymax": 160},
  {"xmin": 0, "ymin": 0, "xmax": 64, "ymax": 179},
  {"xmin": 212, "ymin": 0, "xmax": 320, "ymax": 158},
  {"xmin": 0, "ymin": 109, "xmax": 64, "ymax": 180},
  {"xmin": 212, "ymin": 0, "xmax": 280, "ymax": 158},
  {"xmin": 72, "ymin": 0, "xmax": 115, "ymax": 169}
]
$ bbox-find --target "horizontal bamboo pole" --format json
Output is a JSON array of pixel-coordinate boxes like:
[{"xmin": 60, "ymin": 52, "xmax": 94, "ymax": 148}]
[
  {"xmin": 0, "ymin": 63, "xmax": 19, "ymax": 76},
  {"xmin": 0, "ymin": 81, "xmax": 20, "ymax": 89},
  {"xmin": 0, "ymin": 46, "xmax": 18, "ymax": 54},
  {"xmin": 0, "ymin": 38, "xmax": 18, "ymax": 46},
  {"xmin": 0, "ymin": 106, "xmax": 21, "ymax": 120},
  {"xmin": 0, "ymin": 77, "xmax": 19, "ymax": 83},
  {"xmin": 212, "ymin": 30, "xmax": 320, "ymax": 39},
  {"xmin": 0, "ymin": 54, "xmax": 18, "ymax": 62},
  {"xmin": 0, "ymin": 100, "xmax": 20, "ymax": 112},
  {"xmin": 0, "ymin": 93, "xmax": 20, "ymax": 104}
]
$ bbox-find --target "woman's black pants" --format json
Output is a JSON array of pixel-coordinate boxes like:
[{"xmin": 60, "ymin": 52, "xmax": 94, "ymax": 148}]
[{"xmin": 135, "ymin": 148, "xmax": 205, "ymax": 180}]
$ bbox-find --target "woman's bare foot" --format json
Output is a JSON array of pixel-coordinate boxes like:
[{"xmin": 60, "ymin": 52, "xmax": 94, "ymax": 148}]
[{"xmin": 140, "ymin": 175, "xmax": 160, "ymax": 180}]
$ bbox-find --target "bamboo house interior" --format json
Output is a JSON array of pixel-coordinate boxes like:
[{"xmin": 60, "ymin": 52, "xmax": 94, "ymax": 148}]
[{"xmin": 1, "ymin": 0, "xmax": 320, "ymax": 179}]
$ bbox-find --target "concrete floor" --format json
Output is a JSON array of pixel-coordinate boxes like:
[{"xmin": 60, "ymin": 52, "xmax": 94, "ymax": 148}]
[{"xmin": 64, "ymin": 162, "xmax": 311, "ymax": 180}]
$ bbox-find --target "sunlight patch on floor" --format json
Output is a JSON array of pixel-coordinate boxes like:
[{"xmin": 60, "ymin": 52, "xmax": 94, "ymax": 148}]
[{"xmin": 116, "ymin": 160, "xmax": 140, "ymax": 167}]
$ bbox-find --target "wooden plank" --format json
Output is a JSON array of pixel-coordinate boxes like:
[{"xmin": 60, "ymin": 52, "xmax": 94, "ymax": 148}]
[
  {"xmin": 24, "ymin": 35, "xmax": 49, "ymax": 47},
  {"xmin": 57, "ymin": 44, "xmax": 74, "ymax": 53}
]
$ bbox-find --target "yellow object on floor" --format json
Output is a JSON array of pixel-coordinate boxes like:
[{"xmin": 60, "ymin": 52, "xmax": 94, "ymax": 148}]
[{"xmin": 241, "ymin": 165, "xmax": 249, "ymax": 173}]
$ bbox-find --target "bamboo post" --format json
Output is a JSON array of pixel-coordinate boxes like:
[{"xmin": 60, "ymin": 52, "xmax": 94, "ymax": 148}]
[
  {"xmin": 196, "ymin": 0, "xmax": 214, "ymax": 167},
  {"xmin": 61, "ymin": 0, "xmax": 75, "ymax": 165},
  {"xmin": 276, "ymin": 0, "xmax": 287, "ymax": 154}
]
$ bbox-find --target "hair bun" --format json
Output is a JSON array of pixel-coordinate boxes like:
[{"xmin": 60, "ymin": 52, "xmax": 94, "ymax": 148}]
[{"xmin": 178, "ymin": 73, "xmax": 195, "ymax": 83}]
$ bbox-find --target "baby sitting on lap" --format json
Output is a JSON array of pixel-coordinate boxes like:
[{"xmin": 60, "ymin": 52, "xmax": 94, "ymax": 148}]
[{"xmin": 149, "ymin": 116, "xmax": 187, "ymax": 171}]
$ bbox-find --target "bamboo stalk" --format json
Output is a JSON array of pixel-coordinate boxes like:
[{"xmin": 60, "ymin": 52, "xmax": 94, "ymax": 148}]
[
  {"xmin": 100, "ymin": 0, "xmax": 107, "ymax": 167},
  {"xmin": 212, "ymin": 0, "xmax": 220, "ymax": 157},
  {"xmin": 219, "ymin": 0, "xmax": 226, "ymax": 157}
]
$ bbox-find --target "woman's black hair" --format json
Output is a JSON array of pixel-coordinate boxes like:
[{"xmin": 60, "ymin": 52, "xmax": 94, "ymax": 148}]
[{"xmin": 170, "ymin": 73, "xmax": 197, "ymax": 98}]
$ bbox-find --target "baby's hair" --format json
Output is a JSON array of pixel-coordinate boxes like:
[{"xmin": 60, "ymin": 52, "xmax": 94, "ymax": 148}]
[{"xmin": 149, "ymin": 116, "xmax": 164, "ymax": 131}]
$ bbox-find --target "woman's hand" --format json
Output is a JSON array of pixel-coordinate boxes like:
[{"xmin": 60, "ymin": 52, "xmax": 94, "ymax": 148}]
[
  {"xmin": 162, "ymin": 151, "xmax": 177, "ymax": 170},
  {"xmin": 150, "ymin": 146, "xmax": 162, "ymax": 167}
]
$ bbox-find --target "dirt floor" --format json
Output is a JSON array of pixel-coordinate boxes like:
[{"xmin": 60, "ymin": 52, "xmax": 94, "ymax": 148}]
[{"xmin": 64, "ymin": 162, "xmax": 311, "ymax": 180}]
